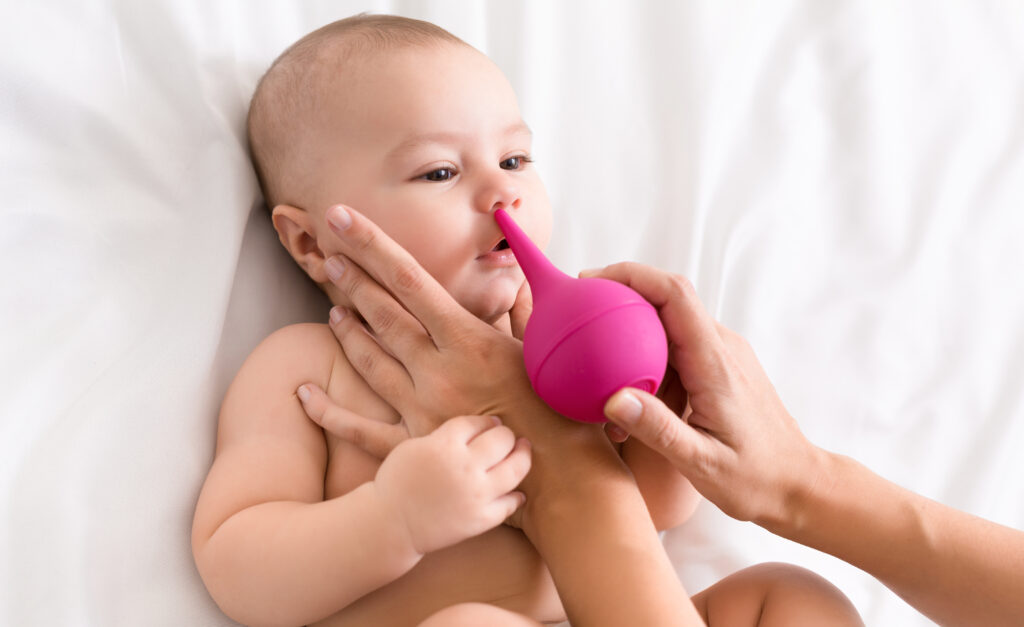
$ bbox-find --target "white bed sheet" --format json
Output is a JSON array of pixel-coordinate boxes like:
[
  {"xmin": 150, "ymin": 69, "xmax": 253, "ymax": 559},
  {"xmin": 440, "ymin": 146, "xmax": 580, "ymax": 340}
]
[{"xmin": 2, "ymin": 1, "xmax": 1023, "ymax": 625}]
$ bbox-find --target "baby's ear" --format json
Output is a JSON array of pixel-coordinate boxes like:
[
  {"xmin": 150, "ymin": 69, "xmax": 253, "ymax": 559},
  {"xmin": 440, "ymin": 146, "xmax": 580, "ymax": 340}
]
[{"xmin": 271, "ymin": 204, "xmax": 330, "ymax": 283}]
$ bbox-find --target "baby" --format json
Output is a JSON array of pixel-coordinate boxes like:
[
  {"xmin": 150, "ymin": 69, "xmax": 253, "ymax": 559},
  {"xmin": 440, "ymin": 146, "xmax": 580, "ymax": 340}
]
[{"xmin": 192, "ymin": 14, "xmax": 861, "ymax": 627}]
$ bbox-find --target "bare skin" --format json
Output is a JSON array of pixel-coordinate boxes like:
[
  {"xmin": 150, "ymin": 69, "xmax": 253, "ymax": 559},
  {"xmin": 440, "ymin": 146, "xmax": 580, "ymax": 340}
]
[
  {"xmin": 587, "ymin": 261, "xmax": 1024, "ymax": 627},
  {"xmin": 193, "ymin": 17, "xmax": 863, "ymax": 627},
  {"xmin": 192, "ymin": 322, "xmax": 569, "ymax": 626},
  {"xmin": 193, "ymin": 29, "xmax": 707, "ymax": 626},
  {"xmin": 290, "ymin": 205, "xmax": 864, "ymax": 627}
]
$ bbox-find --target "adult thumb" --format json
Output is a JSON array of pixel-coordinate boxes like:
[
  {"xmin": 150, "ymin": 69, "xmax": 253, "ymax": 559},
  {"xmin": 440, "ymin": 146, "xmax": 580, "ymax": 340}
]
[{"xmin": 604, "ymin": 388, "xmax": 698, "ymax": 465}]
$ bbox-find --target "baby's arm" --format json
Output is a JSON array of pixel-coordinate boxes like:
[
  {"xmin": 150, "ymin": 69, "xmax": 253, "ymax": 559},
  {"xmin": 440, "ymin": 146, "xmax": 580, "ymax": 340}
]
[
  {"xmin": 192, "ymin": 324, "xmax": 416, "ymax": 626},
  {"xmin": 619, "ymin": 403, "xmax": 702, "ymax": 530},
  {"xmin": 622, "ymin": 436, "xmax": 702, "ymax": 530},
  {"xmin": 191, "ymin": 324, "xmax": 529, "ymax": 627}
]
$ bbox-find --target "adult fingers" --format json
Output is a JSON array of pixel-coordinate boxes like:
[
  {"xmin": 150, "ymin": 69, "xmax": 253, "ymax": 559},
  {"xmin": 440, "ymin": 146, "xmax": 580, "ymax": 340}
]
[
  {"xmin": 654, "ymin": 363, "xmax": 688, "ymax": 417},
  {"xmin": 605, "ymin": 422, "xmax": 631, "ymax": 443},
  {"xmin": 325, "ymin": 254, "xmax": 433, "ymax": 366},
  {"xmin": 580, "ymin": 263, "xmax": 728, "ymax": 394},
  {"xmin": 297, "ymin": 383, "xmax": 408, "ymax": 459},
  {"xmin": 603, "ymin": 387, "xmax": 708, "ymax": 475},
  {"xmin": 327, "ymin": 306, "xmax": 417, "ymax": 409},
  {"xmin": 325, "ymin": 204, "xmax": 472, "ymax": 345}
]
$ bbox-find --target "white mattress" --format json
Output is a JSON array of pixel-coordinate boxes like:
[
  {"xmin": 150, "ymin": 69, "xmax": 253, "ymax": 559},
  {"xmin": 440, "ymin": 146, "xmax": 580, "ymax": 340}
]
[{"xmin": 2, "ymin": 2, "xmax": 1023, "ymax": 625}]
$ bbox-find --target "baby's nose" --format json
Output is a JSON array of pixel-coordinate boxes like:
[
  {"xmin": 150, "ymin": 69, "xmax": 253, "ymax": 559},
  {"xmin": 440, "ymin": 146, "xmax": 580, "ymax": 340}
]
[{"xmin": 480, "ymin": 183, "xmax": 521, "ymax": 214}]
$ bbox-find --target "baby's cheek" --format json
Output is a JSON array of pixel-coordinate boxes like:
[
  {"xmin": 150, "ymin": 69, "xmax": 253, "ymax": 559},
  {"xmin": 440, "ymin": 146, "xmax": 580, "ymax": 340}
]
[
  {"xmin": 526, "ymin": 183, "xmax": 555, "ymax": 250},
  {"xmin": 530, "ymin": 210, "xmax": 554, "ymax": 252},
  {"xmin": 404, "ymin": 248, "xmax": 468, "ymax": 302}
]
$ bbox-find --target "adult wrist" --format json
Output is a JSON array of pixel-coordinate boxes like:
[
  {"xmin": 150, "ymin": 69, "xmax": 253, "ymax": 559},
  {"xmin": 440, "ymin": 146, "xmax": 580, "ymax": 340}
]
[
  {"xmin": 519, "ymin": 437, "xmax": 637, "ymax": 539},
  {"xmin": 758, "ymin": 444, "xmax": 842, "ymax": 540}
]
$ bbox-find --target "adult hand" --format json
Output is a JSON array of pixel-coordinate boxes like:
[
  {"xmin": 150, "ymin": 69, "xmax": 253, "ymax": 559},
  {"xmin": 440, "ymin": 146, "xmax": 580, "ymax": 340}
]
[
  {"xmin": 304, "ymin": 207, "xmax": 699, "ymax": 626},
  {"xmin": 297, "ymin": 383, "xmax": 408, "ymax": 459},
  {"xmin": 312, "ymin": 205, "xmax": 529, "ymax": 437},
  {"xmin": 307, "ymin": 205, "xmax": 612, "ymax": 456},
  {"xmin": 296, "ymin": 276, "xmax": 534, "ymax": 458},
  {"xmin": 582, "ymin": 262, "xmax": 828, "ymax": 529}
]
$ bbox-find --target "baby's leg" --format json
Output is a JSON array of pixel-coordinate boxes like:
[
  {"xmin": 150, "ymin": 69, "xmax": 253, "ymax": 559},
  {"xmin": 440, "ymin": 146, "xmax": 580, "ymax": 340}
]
[
  {"xmin": 691, "ymin": 562, "xmax": 863, "ymax": 627},
  {"xmin": 417, "ymin": 602, "xmax": 545, "ymax": 627}
]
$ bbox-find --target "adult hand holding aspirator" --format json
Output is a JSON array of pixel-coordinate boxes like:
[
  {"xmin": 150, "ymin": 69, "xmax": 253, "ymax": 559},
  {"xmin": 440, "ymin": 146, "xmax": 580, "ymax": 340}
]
[{"xmin": 589, "ymin": 261, "xmax": 1024, "ymax": 627}]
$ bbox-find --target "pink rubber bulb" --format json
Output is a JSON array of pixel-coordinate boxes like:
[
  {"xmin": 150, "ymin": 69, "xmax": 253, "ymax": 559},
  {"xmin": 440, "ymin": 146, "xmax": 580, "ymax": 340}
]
[{"xmin": 494, "ymin": 209, "xmax": 668, "ymax": 423}]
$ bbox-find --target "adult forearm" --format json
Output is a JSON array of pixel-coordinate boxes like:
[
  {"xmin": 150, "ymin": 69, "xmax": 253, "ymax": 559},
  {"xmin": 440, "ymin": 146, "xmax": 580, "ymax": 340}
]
[
  {"xmin": 521, "ymin": 434, "xmax": 703, "ymax": 627},
  {"xmin": 195, "ymin": 483, "xmax": 421, "ymax": 627},
  {"xmin": 772, "ymin": 450, "xmax": 1024, "ymax": 626}
]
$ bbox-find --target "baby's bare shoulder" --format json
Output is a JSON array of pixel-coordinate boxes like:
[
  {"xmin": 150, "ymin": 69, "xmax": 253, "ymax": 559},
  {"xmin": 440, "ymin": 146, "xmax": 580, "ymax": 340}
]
[
  {"xmin": 246, "ymin": 322, "xmax": 343, "ymax": 375},
  {"xmin": 233, "ymin": 322, "xmax": 391, "ymax": 421},
  {"xmin": 218, "ymin": 323, "xmax": 342, "ymax": 435}
]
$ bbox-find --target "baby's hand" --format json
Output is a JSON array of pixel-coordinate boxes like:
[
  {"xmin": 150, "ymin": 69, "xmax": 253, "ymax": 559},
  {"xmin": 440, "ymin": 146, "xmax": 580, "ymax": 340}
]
[{"xmin": 373, "ymin": 415, "xmax": 532, "ymax": 555}]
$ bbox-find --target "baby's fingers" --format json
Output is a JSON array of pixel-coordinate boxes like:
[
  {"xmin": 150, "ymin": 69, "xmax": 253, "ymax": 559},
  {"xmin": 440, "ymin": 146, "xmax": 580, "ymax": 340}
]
[
  {"xmin": 467, "ymin": 422, "xmax": 517, "ymax": 467},
  {"xmin": 490, "ymin": 490, "xmax": 528, "ymax": 525},
  {"xmin": 298, "ymin": 384, "xmax": 408, "ymax": 459},
  {"xmin": 487, "ymin": 437, "xmax": 533, "ymax": 494}
]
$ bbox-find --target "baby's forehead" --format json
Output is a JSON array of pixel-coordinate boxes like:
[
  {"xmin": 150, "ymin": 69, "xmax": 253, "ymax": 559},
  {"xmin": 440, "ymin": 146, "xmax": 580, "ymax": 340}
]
[
  {"xmin": 308, "ymin": 42, "xmax": 510, "ymax": 132},
  {"xmin": 297, "ymin": 41, "xmax": 458, "ymax": 118},
  {"xmin": 248, "ymin": 16, "xmax": 481, "ymax": 208}
]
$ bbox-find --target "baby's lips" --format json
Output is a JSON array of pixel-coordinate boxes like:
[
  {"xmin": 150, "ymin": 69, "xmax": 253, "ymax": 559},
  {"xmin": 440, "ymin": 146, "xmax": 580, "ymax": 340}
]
[{"xmin": 479, "ymin": 235, "xmax": 510, "ymax": 257}]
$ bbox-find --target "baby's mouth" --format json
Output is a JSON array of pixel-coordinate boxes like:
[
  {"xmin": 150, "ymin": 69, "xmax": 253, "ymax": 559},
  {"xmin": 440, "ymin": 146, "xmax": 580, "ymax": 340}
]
[{"xmin": 478, "ymin": 237, "xmax": 517, "ymax": 267}]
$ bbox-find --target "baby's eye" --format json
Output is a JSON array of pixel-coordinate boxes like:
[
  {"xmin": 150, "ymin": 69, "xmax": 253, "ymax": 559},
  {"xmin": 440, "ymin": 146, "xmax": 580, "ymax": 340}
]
[
  {"xmin": 421, "ymin": 167, "xmax": 455, "ymax": 182},
  {"xmin": 500, "ymin": 155, "xmax": 533, "ymax": 170}
]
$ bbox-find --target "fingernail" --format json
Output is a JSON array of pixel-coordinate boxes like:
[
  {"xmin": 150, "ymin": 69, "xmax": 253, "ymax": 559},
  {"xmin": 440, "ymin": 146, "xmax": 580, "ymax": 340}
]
[
  {"xmin": 329, "ymin": 306, "xmax": 346, "ymax": 326},
  {"xmin": 297, "ymin": 385, "xmax": 311, "ymax": 403},
  {"xmin": 606, "ymin": 423, "xmax": 629, "ymax": 441},
  {"xmin": 578, "ymin": 267, "xmax": 600, "ymax": 278},
  {"xmin": 324, "ymin": 256, "xmax": 345, "ymax": 281},
  {"xmin": 490, "ymin": 415, "xmax": 502, "ymax": 426},
  {"xmin": 327, "ymin": 205, "xmax": 352, "ymax": 230},
  {"xmin": 606, "ymin": 390, "xmax": 643, "ymax": 424}
]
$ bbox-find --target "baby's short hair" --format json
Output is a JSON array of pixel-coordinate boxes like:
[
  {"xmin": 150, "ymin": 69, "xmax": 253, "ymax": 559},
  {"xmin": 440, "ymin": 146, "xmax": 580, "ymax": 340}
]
[{"xmin": 247, "ymin": 14, "xmax": 467, "ymax": 209}]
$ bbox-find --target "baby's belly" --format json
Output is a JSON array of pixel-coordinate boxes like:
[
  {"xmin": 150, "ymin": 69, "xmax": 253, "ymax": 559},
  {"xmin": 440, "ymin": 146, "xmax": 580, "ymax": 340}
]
[{"xmin": 315, "ymin": 440, "xmax": 565, "ymax": 626}]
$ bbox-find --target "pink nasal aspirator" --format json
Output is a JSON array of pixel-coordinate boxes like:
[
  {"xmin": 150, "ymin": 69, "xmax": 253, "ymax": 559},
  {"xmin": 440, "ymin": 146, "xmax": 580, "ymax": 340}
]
[{"xmin": 494, "ymin": 209, "xmax": 668, "ymax": 423}]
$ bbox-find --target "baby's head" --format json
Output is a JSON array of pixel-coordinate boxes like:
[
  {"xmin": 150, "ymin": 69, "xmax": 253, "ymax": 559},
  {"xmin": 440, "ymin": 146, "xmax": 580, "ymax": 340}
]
[{"xmin": 247, "ymin": 14, "xmax": 552, "ymax": 326}]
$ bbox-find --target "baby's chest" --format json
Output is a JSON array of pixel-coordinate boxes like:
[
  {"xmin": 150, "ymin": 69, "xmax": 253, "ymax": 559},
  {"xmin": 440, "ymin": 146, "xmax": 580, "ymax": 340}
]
[
  {"xmin": 323, "ymin": 434, "xmax": 383, "ymax": 499},
  {"xmin": 318, "ymin": 378, "xmax": 400, "ymax": 498}
]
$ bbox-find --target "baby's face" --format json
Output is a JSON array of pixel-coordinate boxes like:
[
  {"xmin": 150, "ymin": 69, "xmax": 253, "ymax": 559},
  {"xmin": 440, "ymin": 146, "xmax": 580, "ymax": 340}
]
[{"xmin": 309, "ymin": 43, "xmax": 552, "ymax": 325}]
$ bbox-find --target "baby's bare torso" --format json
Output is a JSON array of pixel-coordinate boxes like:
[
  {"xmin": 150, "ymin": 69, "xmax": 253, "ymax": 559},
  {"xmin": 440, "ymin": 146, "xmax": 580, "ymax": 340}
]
[{"xmin": 310, "ymin": 354, "xmax": 564, "ymax": 626}]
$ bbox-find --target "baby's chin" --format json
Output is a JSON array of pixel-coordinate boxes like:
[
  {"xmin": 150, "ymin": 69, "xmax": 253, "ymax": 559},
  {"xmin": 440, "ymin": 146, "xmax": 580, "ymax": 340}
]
[{"xmin": 457, "ymin": 285, "xmax": 520, "ymax": 330}]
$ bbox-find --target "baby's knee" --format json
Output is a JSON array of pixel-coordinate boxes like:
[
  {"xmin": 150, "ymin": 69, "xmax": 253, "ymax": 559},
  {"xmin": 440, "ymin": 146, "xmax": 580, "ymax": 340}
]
[
  {"xmin": 697, "ymin": 562, "xmax": 863, "ymax": 627},
  {"xmin": 417, "ymin": 602, "xmax": 544, "ymax": 627},
  {"xmin": 746, "ymin": 562, "xmax": 863, "ymax": 627}
]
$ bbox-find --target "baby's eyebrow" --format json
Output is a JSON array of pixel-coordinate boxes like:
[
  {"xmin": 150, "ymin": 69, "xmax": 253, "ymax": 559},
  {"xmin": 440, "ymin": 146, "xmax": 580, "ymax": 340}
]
[{"xmin": 386, "ymin": 121, "xmax": 532, "ymax": 160}]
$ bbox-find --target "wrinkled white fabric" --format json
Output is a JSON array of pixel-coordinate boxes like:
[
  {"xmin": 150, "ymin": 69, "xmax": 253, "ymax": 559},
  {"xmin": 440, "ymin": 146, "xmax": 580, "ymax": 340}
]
[{"xmin": 2, "ymin": 1, "xmax": 1022, "ymax": 625}]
